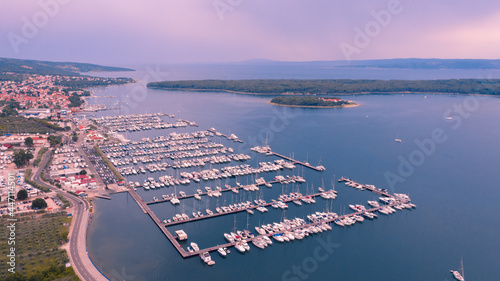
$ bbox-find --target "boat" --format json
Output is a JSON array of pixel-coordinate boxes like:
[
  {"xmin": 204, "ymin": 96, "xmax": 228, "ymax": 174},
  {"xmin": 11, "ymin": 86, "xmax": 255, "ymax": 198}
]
[
  {"xmin": 450, "ymin": 258, "xmax": 465, "ymax": 281},
  {"xmin": 224, "ymin": 233, "xmax": 235, "ymax": 242},
  {"xmin": 395, "ymin": 138, "xmax": 402, "ymax": 142},
  {"xmin": 234, "ymin": 242, "xmax": 246, "ymax": 253},
  {"xmin": 190, "ymin": 242, "xmax": 199, "ymax": 251},
  {"xmin": 200, "ymin": 252, "xmax": 215, "ymax": 265},
  {"xmin": 217, "ymin": 247, "xmax": 228, "ymax": 257}
]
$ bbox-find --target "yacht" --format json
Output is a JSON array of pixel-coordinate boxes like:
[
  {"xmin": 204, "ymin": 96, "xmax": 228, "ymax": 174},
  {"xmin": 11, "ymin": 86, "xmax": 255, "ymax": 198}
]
[
  {"xmin": 450, "ymin": 258, "xmax": 465, "ymax": 281},
  {"xmin": 190, "ymin": 242, "xmax": 199, "ymax": 251},
  {"xmin": 217, "ymin": 247, "xmax": 228, "ymax": 257},
  {"xmin": 234, "ymin": 242, "xmax": 246, "ymax": 253},
  {"xmin": 200, "ymin": 252, "xmax": 215, "ymax": 265}
]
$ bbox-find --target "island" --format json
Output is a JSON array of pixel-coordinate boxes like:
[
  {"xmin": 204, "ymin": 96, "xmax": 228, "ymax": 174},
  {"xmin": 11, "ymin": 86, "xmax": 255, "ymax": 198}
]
[
  {"xmin": 270, "ymin": 96, "xmax": 358, "ymax": 108},
  {"xmin": 147, "ymin": 79, "xmax": 500, "ymax": 96}
]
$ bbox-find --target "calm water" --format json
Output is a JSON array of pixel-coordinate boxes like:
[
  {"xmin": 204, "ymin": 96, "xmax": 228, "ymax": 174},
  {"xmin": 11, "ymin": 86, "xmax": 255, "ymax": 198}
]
[{"xmin": 86, "ymin": 65, "xmax": 500, "ymax": 281}]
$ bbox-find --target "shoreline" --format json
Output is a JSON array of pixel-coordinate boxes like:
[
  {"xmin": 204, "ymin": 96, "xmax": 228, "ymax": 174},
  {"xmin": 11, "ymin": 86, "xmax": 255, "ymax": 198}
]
[
  {"xmin": 268, "ymin": 101, "xmax": 360, "ymax": 108},
  {"xmin": 147, "ymin": 87, "xmax": 500, "ymax": 98}
]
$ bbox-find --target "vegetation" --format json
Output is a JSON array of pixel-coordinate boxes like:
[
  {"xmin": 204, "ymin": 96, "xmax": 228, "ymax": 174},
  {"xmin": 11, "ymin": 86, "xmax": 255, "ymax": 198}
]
[
  {"xmin": 55, "ymin": 76, "xmax": 134, "ymax": 90},
  {"xmin": 17, "ymin": 189, "xmax": 28, "ymax": 200},
  {"xmin": 1, "ymin": 100, "xmax": 20, "ymax": 116},
  {"xmin": 0, "ymin": 56, "xmax": 134, "ymax": 75},
  {"xmin": 13, "ymin": 149, "xmax": 34, "ymax": 168},
  {"xmin": 56, "ymin": 193, "xmax": 70, "ymax": 209},
  {"xmin": 68, "ymin": 93, "xmax": 84, "ymax": 108},
  {"xmin": 32, "ymin": 198, "xmax": 48, "ymax": 209},
  {"xmin": 271, "ymin": 96, "xmax": 356, "ymax": 107},
  {"xmin": 33, "ymin": 147, "xmax": 48, "ymax": 167},
  {"xmin": 48, "ymin": 135, "xmax": 63, "ymax": 147},
  {"xmin": 79, "ymin": 169, "xmax": 87, "ymax": 175},
  {"xmin": 0, "ymin": 116, "xmax": 62, "ymax": 134},
  {"xmin": 24, "ymin": 169, "xmax": 50, "ymax": 192},
  {"xmin": 24, "ymin": 136, "xmax": 33, "ymax": 146},
  {"xmin": 0, "ymin": 212, "xmax": 77, "ymax": 280},
  {"xmin": 71, "ymin": 131, "xmax": 78, "ymax": 142},
  {"xmin": 93, "ymin": 145, "xmax": 124, "ymax": 181},
  {"xmin": 148, "ymin": 79, "xmax": 500, "ymax": 96}
]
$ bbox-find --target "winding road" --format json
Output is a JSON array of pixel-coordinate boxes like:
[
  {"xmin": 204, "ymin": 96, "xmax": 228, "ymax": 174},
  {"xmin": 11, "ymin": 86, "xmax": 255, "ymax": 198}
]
[{"xmin": 33, "ymin": 148, "xmax": 108, "ymax": 281}]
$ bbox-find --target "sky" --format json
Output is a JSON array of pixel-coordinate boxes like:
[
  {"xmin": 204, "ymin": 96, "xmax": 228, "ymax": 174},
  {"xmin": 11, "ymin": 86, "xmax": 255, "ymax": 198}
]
[{"xmin": 0, "ymin": 0, "xmax": 500, "ymax": 66}]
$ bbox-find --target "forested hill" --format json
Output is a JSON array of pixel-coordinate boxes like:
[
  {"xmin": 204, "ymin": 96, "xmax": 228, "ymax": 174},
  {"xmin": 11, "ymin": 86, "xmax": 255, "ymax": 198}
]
[
  {"xmin": 0, "ymin": 57, "xmax": 134, "ymax": 76},
  {"xmin": 147, "ymin": 79, "xmax": 500, "ymax": 96}
]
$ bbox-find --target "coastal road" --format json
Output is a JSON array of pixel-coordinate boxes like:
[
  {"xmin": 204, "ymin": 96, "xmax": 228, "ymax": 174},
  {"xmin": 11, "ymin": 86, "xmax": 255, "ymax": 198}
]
[{"xmin": 33, "ymin": 149, "xmax": 108, "ymax": 281}]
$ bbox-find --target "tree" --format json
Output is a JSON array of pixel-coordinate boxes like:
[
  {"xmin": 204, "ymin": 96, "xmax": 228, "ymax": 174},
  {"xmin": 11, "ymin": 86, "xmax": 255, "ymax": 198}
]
[
  {"xmin": 13, "ymin": 149, "xmax": 34, "ymax": 168},
  {"xmin": 31, "ymin": 198, "xmax": 47, "ymax": 209},
  {"xmin": 24, "ymin": 137, "xmax": 34, "ymax": 146},
  {"xmin": 17, "ymin": 189, "xmax": 28, "ymax": 200},
  {"xmin": 47, "ymin": 135, "xmax": 62, "ymax": 147},
  {"xmin": 79, "ymin": 169, "xmax": 87, "ymax": 175}
]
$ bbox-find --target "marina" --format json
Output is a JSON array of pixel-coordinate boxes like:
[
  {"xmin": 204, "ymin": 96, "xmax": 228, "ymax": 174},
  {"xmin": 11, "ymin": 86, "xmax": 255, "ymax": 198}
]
[
  {"xmin": 82, "ymin": 66, "xmax": 500, "ymax": 281},
  {"xmin": 85, "ymin": 112, "xmax": 418, "ymax": 263},
  {"xmin": 124, "ymin": 176, "xmax": 414, "ymax": 259}
]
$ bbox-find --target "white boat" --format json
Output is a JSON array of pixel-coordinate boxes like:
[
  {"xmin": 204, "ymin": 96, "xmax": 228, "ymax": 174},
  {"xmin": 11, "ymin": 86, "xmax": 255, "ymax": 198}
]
[
  {"xmin": 190, "ymin": 242, "xmax": 199, "ymax": 251},
  {"xmin": 194, "ymin": 194, "xmax": 201, "ymax": 200},
  {"xmin": 395, "ymin": 138, "xmax": 402, "ymax": 142},
  {"xmin": 200, "ymin": 252, "xmax": 215, "ymax": 265},
  {"xmin": 224, "ymin": 233, "xmax": 235, "ymax": 242},
  {"xmin": 235, "ymin": 243, "xmax": 246, "ymax": 253},
  {"xmin": 450, "ymin": 258, "xmax": 465, "ymax": 281},
  {"xmin": 217, "ymin": 247, "xmax": 228, "ymax": 257}
]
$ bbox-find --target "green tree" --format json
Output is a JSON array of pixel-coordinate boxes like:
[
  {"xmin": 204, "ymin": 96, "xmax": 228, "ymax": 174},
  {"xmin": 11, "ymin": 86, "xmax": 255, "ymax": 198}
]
[
  {"xmin": 13, "ymin": 149, "xmax": 34, "ymax": 168},
  {"xmin": 47, "ymin": 135, "xmax": 62, "ymax": 147},
  {"xmin": 31, "ymin": 198, "xmax": 47, "ymax": 209},
  {"xmin": 24, "ymin": 137, "xmax": 34, "ymax": 146},
  {"xmin": 79, "ymin": 169, "xmax": 87, "ymax": 175},
  {"xmin": 17, "ymin": 189, "xmax": 28, "ymax": 200}
]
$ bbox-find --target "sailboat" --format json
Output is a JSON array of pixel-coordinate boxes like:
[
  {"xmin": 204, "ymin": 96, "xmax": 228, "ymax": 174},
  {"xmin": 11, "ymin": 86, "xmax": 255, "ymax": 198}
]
[{"xmin": 450, "ymin": 258, "xmax": 465, "ymax": 281}]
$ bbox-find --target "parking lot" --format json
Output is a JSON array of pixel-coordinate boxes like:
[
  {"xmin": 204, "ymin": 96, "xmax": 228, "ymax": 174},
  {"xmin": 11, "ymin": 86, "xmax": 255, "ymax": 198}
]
[{"xmin": 82, "ymin": 146, "xmax": 118, "ymax": 185}]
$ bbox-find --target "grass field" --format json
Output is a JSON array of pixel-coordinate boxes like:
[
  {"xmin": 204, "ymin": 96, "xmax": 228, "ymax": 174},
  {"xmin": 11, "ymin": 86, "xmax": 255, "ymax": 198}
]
[{"xmin": 0, "ymin": 212, "xmax": 78, "ymax": 280}]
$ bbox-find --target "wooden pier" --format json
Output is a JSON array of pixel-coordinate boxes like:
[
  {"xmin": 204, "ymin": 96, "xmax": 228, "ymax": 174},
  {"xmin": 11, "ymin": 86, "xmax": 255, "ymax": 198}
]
[
  {"xmin": 161, "ymin": 191, "xmax": 328, "ymax": 227},
  {"xmin": 144, "ymin": 180, "xmax": 282, "ymax": 205},
  {"xmin": 175, "ymin": 198, "xmax": 410, "ymax": 258},
  {"xmin": 271, "ymin": 152, "xmax": 325, "ymax": 172},
  {"xmin": 125, "ymin": 172, "xmax": 411, "ymax": 259}
]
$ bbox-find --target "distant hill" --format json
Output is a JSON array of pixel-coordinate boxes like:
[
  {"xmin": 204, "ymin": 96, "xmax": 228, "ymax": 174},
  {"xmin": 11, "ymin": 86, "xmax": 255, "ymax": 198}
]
[
  {"xmin": 344, "ymin": 58, "xmax": 500, "ymax": 70},
  {"xmin": 0, "ymin": 57, "xmax": 134, "ymax": 76},
  {"xmin": 235, "ymin": 58, "xmax": 500, "ymax": 70}
]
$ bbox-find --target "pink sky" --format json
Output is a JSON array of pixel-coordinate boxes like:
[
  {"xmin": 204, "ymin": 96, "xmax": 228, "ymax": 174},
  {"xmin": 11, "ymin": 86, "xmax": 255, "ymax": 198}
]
[{"xmin": 1, "ymin": 0, "xmax": 499, "ymax": 64}]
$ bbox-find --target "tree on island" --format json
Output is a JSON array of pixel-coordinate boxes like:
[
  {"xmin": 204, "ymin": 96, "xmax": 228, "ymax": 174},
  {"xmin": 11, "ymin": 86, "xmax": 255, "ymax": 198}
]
[
  {"xmin": 17, "ymin": 189, "xmax": 28, "ymax": 201},
  {"xmin": 13, "ymin": 149, "xmax": 34, "ymax": 168},
  {"xmin": 31, "ymin": 198, "xmax": 47, "ymax": 209},
  {"xmin": 24, "ymin": 137, "xmax": 34, "ymax": 147}
]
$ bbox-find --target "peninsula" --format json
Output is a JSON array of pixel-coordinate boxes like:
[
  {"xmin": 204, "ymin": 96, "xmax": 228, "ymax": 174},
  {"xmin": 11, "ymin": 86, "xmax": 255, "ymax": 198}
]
[{"xmin": 147, "ymin": 79, "xmax": 500, "ymax": 96}]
